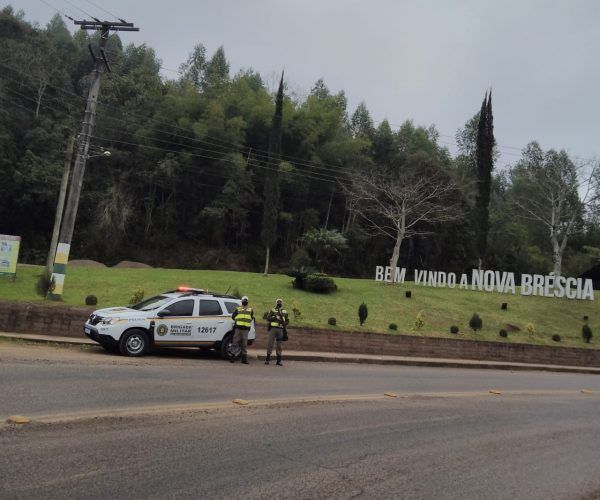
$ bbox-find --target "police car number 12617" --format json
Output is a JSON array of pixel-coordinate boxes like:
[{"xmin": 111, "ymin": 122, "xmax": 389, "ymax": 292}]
[{"xmin": 199, "ymin": 326, "xmax": 217, "ymax": 334}]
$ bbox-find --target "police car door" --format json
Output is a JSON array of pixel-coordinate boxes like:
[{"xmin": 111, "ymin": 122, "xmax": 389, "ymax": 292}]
[
  {"xmin": 196, "ymin": 298, "xmax": 229, "ymax": 341},
  {"xmin": 154, "ymin": 298, "xmax": 197, "ymax": 344}
]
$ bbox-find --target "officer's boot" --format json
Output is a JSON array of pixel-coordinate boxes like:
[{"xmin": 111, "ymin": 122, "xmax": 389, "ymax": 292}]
[
  {"xmin": 241, "ymin": 354, "xmax": 249, "ymax": 365},
  {"xmin": 276, "ymin": 355, "xmax": 283, "ymax": 366},
  {"xmin": 265, "ymin": 354, "xmax": 270, "ymax": 365}
]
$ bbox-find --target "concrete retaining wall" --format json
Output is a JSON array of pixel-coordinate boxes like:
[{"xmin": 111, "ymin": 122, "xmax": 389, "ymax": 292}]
[{"xmin": 1, "ymin": 299, "xmax": 599, "ymax": 367}]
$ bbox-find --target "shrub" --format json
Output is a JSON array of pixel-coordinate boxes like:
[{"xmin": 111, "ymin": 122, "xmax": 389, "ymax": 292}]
[
  {"xmin": 405, "ymin": 291, "xmax": 412, "ymax": 298},
  {"xmin": 304, "ymin": 273, "xmax": 337, "ymax": 294},
  {"xmin": 128, "ymin": 287, "xmax": 144, "ymax": 306},
  {"xmin": 501, "ymin": 303, "xmax": 508, "ymax": 310},
  {"xmin": 526, "ymin": 323, "xmax": 536, "ymax": 335},
  {"xmin": 389, "ymin": 323, "xmax": 398, "ymax": 331},
  {"xmin": 469, "ymin": 313, "xmax": 482, "ymax": 332},
  {"xmin": 450, "ymin": 325, "xmax": 459, "ymax": 334},
  {"xmin": 288, "ymin": 266, "xmax": 318, "ymax": 290},
  {"xmin": 328, "ymin": 317, "xmax": 337, "ymax": 326},
  {"xmin": 36, "ymin": 272, "xmax": 55, "ymax": 297},
  {"xmin": 291, "ymin": 300, "xmax": 301, "ymax": 318},
  {"xmin": 582, "ymin": 324, "xmax": 592, "ymax": 343},
  {"xmin": 552, "ymin": 334, "xmax": 561, "ymax": 342},
  {"xmin": 358, "ymin": 302, "xmax": 368, "ymax": 326},
  {"xmin": 415, "ymin": 312, "xmax": 424, "ymax": 330},
  {"xmin": 85, "ymin": 294, "xmax": 98, "ymax": 306},
  {"xmin": 499, "ymin": 329, "xmax": 508, "ymax": 338}
]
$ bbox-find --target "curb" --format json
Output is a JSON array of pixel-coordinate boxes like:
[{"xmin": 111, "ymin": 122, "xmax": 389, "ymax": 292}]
[{"xmin": 2, "ymin": 332, "xmax": 600, "ymax": 375}]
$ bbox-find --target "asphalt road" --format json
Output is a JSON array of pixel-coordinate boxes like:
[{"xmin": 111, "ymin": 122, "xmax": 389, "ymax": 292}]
[{"xmin": 1, "ymin": 341, "xmax": 600, "ymax": 499}]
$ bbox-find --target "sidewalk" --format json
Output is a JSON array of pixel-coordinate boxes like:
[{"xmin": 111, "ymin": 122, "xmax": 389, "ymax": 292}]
[{"xmin": 2, "ymin": 331, "xmax": 600, "ymax": 375}]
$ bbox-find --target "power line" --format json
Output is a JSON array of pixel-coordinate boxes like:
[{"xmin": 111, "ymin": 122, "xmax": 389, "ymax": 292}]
[
  {"xmin": 38, "ymin": 0, "xmax": 76, "ymax": 21},
  {"xmin": 62, "ymin": 0, "xmax": 98, "ymax": 21},
  {"xmin": 82, "ymin": 0, "xmax": 123, "ymax": 22}
]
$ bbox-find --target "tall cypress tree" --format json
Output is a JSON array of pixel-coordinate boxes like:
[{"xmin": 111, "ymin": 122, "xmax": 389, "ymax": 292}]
[
  {"xmin": 261, "ymin": 71, "xmax": 284, "ymax": 275},
  {"xmin": 475, "ymin": 90, "xmax": 495, "ymax": 268}
]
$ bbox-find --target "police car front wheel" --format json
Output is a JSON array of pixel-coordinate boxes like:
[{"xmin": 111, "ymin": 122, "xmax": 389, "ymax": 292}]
[{"xmin": 119, "ymin": 329, "xmax": 149, "ymax": 357}]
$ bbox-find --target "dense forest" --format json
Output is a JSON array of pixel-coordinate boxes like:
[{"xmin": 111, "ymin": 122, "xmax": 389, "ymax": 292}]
[{"xmin": 1, "ymin": 7, "xmax": 599, "ymax": 279}]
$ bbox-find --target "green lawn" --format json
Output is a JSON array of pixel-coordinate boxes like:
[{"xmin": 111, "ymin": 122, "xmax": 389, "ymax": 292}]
[{"xmin": 1, "ymin": 264, "xmax": 598, "ymax": 349}]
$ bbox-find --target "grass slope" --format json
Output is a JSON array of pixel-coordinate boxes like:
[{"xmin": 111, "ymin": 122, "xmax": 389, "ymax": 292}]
[{"xmin": 1, "ymin": 265, "xmax": 598, "ymax": 349}]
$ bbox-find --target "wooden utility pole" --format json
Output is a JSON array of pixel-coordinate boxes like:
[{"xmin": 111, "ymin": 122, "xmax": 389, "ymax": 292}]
[
  {"xmin": 45, "ymin": 134, "xmax": 74, "ymax": 279},
  {"xmin": 48, "ymin": 20, "xmax": 139, "ymax": 300}
]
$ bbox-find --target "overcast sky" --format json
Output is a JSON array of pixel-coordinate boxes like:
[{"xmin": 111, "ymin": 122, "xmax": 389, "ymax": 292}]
[{"xmin": 12, "ymin": 0, "xmax": 600, "ymax": 167}]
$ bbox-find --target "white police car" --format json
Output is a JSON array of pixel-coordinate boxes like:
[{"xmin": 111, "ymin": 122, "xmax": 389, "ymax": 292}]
[{"xmin": 83, "ymin": 287, "xmax": 255, "ymax": 358}]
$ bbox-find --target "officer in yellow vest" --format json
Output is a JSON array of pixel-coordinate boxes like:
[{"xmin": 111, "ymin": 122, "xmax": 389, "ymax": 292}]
[
  {"xmin": 231, "ymin": 295, "xmax": 254, "ymax": 364},
  {"xmin": 265, "ymin": 298, "xmax": 289, "ymax": 366}
]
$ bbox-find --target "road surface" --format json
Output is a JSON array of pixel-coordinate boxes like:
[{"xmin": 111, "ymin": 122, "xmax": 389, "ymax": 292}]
[{"xmin": 1, "ymin": 340, "xmax": 599, "ymax": 499}]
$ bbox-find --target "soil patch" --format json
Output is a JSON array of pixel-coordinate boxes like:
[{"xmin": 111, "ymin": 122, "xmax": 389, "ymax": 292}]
[
  {"xmin": 69, "ymin": 259, "xmax": 106, "ymax": 267},
  {"xmin": 113, "ymin": 260, "xmax": 153, "ymax": 269}
]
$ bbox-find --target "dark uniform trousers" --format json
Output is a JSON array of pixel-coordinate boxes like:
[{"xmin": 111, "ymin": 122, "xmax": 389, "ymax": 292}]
[
  {"xmin": 267, "ymin": 328, "xmax": 283, "ymax": 357},
  {"xmin": 233, "ymin": 327, "xmax": 250, "ymax": 356}
]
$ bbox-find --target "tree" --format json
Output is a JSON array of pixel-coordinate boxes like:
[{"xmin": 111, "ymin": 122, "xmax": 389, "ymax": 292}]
[
  {"xmin": 261, "ymin": 72, "xmax": 284, "ymax": 275},
  {"xmin": 345, "ymin": 154, "xmax": 461, "ymax": 272},
  {"xmin": 509, "ymin": 143, "xmax": 598, "ymax": 277},
  {"xmin": 302, "ymin": 228, "xmax": 348, "ymax": 273},
  {"xmin": 350, "ymin": 102, "xmax": 374, "ymax": 138},
  {"xmin": 474, "ymin": 91, "xmax": 495, "ymax": 268}
]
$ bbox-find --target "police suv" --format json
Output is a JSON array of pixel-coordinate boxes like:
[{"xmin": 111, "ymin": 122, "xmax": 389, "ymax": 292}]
[{"xmin": 83, "ymin": 288, "xmax": 255, "ymax": 359}]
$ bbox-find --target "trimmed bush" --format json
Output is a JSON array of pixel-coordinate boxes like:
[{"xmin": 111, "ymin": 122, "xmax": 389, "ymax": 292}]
[
  {"xmin": 450, "ymin": 325, "xmax": 459, "ymax": 334},
  {"xmin": 358, "ymin": 302, "xmax": 368, "ymax": 326},
  {"xmin": 526, "ymin": 323, "xmax": 536, "ymax": 335},
  {"xmin": 552, "ymin": 334, "xmax": 561, "ymax": 342},
  {"xmin": 405, "ymin": 291, "xmax": 412, "ymax": 298},
  {"xmin": 389, "ymin": 323, "xmax": 398, "ymax": 331},
  {"xmin": 415, "ymin": 312, "xmax": 424, "ymax": 330},
  {"xmin": 85, "ymin": 294, "xmax": 98, "ymax": 306},
  {"xmin": 128, "ymin": 287, "xmax": 145, "ymax": 306},
  {"xmin": 288, "ymin": 266, "xmax": 318, "ymax": 290},
  {"xmin": 328, "ymin": 317, "xmax": 337, "ymax": 326},
  {"xmin": 303, "ymin": 273, "xmax": 337, "ymax": 294},
  {"xmin": 499, "ymin": 329, "xmax": 508, "ymax": 338},
  {"xmin": 469, "ymin": 313, "xmax": 482, "ymax": 332},
  {"xmin": 582, "ymin": 324, "xmax": 592, "ymax": 343}
]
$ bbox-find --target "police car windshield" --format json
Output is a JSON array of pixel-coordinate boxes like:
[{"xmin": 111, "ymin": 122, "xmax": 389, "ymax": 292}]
[{"xmin": 130, "ymin": 295, "xmax": 171, "ymax": 311}]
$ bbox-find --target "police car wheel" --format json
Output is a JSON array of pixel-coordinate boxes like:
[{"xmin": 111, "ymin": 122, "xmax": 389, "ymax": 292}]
[
  {"xmin": 219, "ymin": 333, "xmax": 240, "ymax": 360},
  {"xmin": 119, "ymin": 329, "xmax": 148, "ymax": 357}
]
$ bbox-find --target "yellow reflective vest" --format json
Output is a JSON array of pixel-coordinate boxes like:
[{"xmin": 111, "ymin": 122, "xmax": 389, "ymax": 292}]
[
  {"xmin": 268, "ymin": 308, "xmax": 289, "ymax": 329},
  {"xmin": 232, "ymin": 306, "xmax": 254, "ymax": 329}
]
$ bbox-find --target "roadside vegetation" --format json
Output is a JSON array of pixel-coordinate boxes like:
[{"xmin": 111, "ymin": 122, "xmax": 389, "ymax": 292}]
[{"xmin": 1, "ymin": 265, "xmax": 597, "ymax": 349}]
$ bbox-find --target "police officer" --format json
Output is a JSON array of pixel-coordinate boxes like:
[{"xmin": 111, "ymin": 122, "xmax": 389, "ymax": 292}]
[
  {"xmin": 265, "ymin": 298, "xmax": 289, "ymax": 366},
  {"xmin": 231, "ymin": 295, "xmax": 254, "ymax": 364}
]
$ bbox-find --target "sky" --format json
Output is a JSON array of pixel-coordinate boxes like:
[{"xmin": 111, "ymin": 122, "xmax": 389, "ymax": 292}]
[{"xmin": 11, "ymin": 0, "xmax": 600, "ymax": 168}]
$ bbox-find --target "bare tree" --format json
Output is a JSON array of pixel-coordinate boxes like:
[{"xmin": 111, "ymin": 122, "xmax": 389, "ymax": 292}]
[
  {"xmin": 344, "ymin": 161, "xmax": 462, "ymax": 272},
  {"xmin": 509, "ymin": 143, "xmax": 599, "ymax": 277}
]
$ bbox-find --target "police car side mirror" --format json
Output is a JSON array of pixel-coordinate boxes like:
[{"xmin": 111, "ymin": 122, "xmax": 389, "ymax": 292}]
[{"xmin": 157, "ymin": 310, "xmax": 171, "ymax": 318}]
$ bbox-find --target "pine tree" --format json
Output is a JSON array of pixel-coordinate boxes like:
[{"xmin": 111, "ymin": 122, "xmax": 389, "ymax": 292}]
[
  {"xmin": 475, "ymin": 91, "xmax": 495, "ymax": 268},
  {"xmin": 261, "ymin": 71, "xmax": 284, "ymax": 275}
]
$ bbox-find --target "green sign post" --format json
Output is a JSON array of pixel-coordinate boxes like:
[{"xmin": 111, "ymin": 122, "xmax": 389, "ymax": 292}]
[{"xmin": 0, "ymin": 234, "xmax": 21, "ymax": 278}]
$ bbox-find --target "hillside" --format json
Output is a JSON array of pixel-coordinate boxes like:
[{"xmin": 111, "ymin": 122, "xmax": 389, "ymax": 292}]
[{"xmin": 1, "ymin": 265, "xmax": 598, "ymax": 349}]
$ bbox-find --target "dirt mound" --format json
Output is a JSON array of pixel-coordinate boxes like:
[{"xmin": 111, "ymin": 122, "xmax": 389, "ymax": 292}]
[
  {"xmin": 69, "ymin": 259, "xmax": 106, "ymax": 267},
  {"xmin": 113, "ymin": 260, "xmax": 153, "ymax": 269}
]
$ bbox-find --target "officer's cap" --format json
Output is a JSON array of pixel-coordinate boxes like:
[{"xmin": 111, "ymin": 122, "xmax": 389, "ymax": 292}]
[
  {"xmin": 276, "ymin": 298, "xmax": 283, "ymax": 305},
  {"xmin": 241, "ymin": 295, "xmax": 249, "ymax": 302}
]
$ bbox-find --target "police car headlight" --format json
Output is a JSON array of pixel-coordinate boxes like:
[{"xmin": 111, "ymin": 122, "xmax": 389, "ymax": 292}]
[{"xmin": 101, "ymin": 318, "xmax": 119, "ymax": 325}]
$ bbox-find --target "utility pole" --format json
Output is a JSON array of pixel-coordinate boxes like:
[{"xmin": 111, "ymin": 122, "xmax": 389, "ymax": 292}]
[
  {"xmin": 45, "ymin": 134, "xmax": 74, "ymax": 279},
  {"xmin": 48, "ymin": 20, "xmax": 139, "ymax": 301}
]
